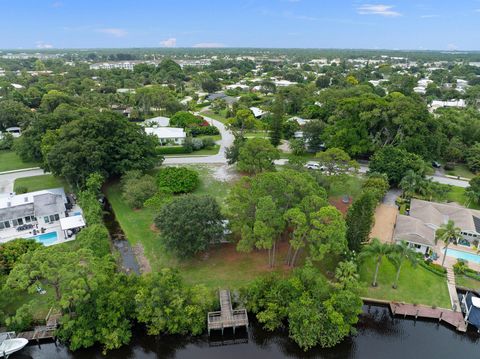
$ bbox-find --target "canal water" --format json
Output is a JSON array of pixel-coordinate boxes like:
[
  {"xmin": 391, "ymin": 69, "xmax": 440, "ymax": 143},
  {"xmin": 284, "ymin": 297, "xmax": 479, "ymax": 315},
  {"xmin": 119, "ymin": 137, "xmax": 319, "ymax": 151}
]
[
  {"xmin": 12, "ymin": 305, "xmax": 480, "ymax": 359},
  {"xmin": 102, "ymin": 198, "xmax": 140, "ymax": 274}
]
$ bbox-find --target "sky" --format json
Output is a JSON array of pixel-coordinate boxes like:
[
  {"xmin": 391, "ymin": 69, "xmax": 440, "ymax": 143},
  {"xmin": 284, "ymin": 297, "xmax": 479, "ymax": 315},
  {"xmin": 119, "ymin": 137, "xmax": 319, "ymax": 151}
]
[{"xmin": 1, "ymin": 0, "xmax": 480, "ymax": 50}]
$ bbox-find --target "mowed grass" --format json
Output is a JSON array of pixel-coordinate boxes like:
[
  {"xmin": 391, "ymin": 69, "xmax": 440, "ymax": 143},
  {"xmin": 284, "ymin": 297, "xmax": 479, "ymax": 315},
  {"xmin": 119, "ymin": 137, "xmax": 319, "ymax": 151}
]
[
  {"xmin": 14, "ymin": 174, "xmax": 70, "ymax": 192},
  {"xmin": 456, "ymin": 275, "xmax": 480, "ymax": 291},
  {"xmin": 446, "ymin": 186, "xmax": 480, "ymax": 210},
  {"xmin": 0, "ymin": 150, "xmax": 39, "ymax": 172},
  {"xmin": 359, "ymin": 258, "xmax": 451, "ymax": 308},
  {"xmin": 445, "ymin": 164, "xmax": 475, "ymax": 179}
]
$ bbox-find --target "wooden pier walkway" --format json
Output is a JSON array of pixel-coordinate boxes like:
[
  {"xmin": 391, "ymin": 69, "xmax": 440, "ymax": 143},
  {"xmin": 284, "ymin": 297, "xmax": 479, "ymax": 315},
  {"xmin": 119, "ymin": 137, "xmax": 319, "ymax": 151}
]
[
  {"xmin": 390, "ymin": 302, "xmax": 467, "ymax": 332},
  {"xmin": 16, "ymin": 307, "xmax": 60, "ymax": 343},
  {"xmin": 208, "ymin": 290, "xmax": 248, "ymax": 335}
]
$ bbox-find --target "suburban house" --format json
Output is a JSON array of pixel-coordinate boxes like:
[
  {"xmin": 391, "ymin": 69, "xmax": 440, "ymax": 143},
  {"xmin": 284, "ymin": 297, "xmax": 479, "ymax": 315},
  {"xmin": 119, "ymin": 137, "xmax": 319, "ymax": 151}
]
[
  {"xmin": 0, "ymin": 188, "xmax": 85, "ymax": 245},
  {"xmin": 144, "ymin": 116, "xmax": 170, "ymax": 127},
  {"xmin": 205, "ymin": 92, "xmax": 238, "ymax": 107},
  {"xmin": 145, "ymin": 127, "xmax": 186, "ymax": 145},
  {"xmin": 288, "ymin": 116, "xmax": 311, "ymax": 126},
  {"xmin": 249, "ymin": 107, "xmax": 268, "ymax": 119},
  {"xmin": 429, "ymin": 99, "xmax": 466, "ymax": 112},
  {"xmin": 393, "ymin": 199, "xmax": 480, "ymax": 254}
]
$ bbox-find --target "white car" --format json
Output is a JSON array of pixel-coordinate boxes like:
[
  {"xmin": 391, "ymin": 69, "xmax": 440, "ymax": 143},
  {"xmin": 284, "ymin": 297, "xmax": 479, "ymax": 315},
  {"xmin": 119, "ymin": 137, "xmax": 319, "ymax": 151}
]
[{"xmin": 305, "ymin": 162, "xmax": 326, "ymax": 171}]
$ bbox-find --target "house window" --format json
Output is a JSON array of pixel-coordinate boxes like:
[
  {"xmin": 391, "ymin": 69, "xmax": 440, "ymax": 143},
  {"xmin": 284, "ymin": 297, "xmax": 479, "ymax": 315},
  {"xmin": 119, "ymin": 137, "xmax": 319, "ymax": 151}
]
[
  {"xmin": 44, "ymin": 216, "xmax": 50, "ymax": 223},
  {"xmin": 48, "ymin": 214, "xmax": 60, "ymax": 222},
  {"xmin": 0, "ymin": 221, "xmax": 9, "ymax": 230},
  {"xmin": 414, "ymin": 244, "xmax": 422, "ymax": 249},
  {"xmin": 12, "ymin": 218, "xmax": 23, "ymax": 226},
  {"xmin": 24, "ymin": 216, "xmax": 33, "ymax": 223}
]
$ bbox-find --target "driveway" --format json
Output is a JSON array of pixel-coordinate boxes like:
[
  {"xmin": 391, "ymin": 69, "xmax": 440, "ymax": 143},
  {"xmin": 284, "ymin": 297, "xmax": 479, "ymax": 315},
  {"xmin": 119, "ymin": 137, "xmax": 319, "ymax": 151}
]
[
  {"xmin": 163, "ymin": 113, "xmax": 234, "ymax": 165},
  {"xmin": 0, "ymin": 168, "xmax": 45, "ymax": 194}
]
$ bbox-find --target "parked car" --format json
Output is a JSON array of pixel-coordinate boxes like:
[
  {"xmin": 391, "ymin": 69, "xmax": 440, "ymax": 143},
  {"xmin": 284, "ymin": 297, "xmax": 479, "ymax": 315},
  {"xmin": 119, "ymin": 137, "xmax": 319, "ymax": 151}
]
[
  {"xmin": 432, "ymin": 161, "xmax": 441, "ymax": 168},
  {"xmin": 305, "ymin": 161, "xmax": 326, "ymax": 171}
]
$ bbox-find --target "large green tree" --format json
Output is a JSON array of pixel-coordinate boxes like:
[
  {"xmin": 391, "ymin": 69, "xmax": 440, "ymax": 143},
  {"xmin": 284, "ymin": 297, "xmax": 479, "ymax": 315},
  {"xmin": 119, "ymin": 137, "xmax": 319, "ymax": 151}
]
[
  {"xmin": 154, "ymin": 194, "xmax": 224, "ymax": 258},
  {"xmin": 43, "ymin": 112, "xmax": 159, "ymax": 187},
  {"xmin": 345, "ymin": 191, "xmax": 378, "ymax": 252},
  {"xmin": 237, "ymin": 138, "xmax": 280, "ymax": 174}
]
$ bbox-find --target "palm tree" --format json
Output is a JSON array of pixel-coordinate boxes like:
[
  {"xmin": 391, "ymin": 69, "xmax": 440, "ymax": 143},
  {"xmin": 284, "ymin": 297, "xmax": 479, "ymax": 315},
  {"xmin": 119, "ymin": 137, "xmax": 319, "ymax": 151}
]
[
  {"xmin": 359, "ymin": 238, "xmax": 393, "ymax": 287},
  {"xmin": 436, "ymin": 220, "xmax": 461, "ymax": 267},
  {"xmin": 399, "ymin": 170, "xmax": 424, "ymax": 199},
  {"xmin": 335, "ymin": 261, "xmax": 359, "ymax": 289},
  {"xmin": 388, "ymin": 241, "xmax": 418, "ymax": 289}
]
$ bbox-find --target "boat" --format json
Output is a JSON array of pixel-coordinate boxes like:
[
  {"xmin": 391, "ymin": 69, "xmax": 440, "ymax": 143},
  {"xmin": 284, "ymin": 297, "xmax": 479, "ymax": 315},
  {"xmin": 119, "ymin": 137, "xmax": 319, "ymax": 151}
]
[
  {"xmin": 0, "ymin": 332, "xmax": 28, "ymax": 358},
  {"xmin": 460, "ymin": 291, "xmax": 480, "ymax": 332}
]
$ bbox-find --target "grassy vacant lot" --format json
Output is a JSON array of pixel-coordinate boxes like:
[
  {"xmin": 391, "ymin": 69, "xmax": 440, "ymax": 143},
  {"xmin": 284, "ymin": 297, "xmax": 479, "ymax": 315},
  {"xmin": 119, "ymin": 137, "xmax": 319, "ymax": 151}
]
[
  {"xmin": 0, "ymin": 150, "xmax": 39, "ymax": 172},
  {"xmin": 14, "ymin": 174, "xmax": 70, "ymax": 193},
  {"xmin": 1, "ymin": 286, "xmax": 55, "ymax": 323},
  {"xmin": 106, "ymin": 165, "xmax": 264, "ymax": 288},
  {"xmin": 359, "ymin": 258, "xmax": 451, "ymax": 308}
]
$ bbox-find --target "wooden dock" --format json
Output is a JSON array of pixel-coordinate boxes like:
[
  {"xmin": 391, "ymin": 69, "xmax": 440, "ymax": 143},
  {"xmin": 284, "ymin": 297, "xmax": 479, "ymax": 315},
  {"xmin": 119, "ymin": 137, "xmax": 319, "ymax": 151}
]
[
  {"xmin": 390, "ymin": 302, "xmax": 467, "ymax": 332},
  {"xmin": 16, "ymin": 307, "xmax": 60, "ymax": 343},
  {"xmin": 208, "ymin": 290, "xmax": 248, "ymax": 335}
]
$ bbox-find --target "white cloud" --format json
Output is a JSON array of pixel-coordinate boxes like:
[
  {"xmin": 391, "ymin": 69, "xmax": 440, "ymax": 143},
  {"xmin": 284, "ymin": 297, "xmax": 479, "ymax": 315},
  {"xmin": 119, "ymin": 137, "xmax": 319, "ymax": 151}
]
[
  {"xmin": 35, "ymin": 41, "xmax": 53, "ymax": 49},
  {"xmin": 192, "ymin": 42, "xmax": 225, "ymax": 48},
  {"xmin": 160, "ymin": 38, "xmax": 177, "ymax": 47},
  {"xmin": 97, "ymin": 28, "xmax": 127, "ymax": 37},
  {"xmin": 357, "ymin": 4, "xmax": 401, "ymax": 17}
]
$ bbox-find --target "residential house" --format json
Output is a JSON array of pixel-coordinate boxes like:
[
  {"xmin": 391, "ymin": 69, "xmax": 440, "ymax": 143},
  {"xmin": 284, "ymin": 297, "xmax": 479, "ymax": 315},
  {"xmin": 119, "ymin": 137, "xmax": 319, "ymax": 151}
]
[
  {"xmin": 250, "ymin": 107, "xmax": 268, "ymax": 119},
  {"xmin": 429, "ymin": 99, "xmax": 466, "ymax": 112},
  {"xmin": 393, "ymin": 199, "xmax": 480, "ymax": 254},
  {"xmin": 144, "ymin": 116, "xmax": 170, "ymax": 127},
  {"xmin": 145, "ymin": 127, "xmax": 186, "ymax": 145}
]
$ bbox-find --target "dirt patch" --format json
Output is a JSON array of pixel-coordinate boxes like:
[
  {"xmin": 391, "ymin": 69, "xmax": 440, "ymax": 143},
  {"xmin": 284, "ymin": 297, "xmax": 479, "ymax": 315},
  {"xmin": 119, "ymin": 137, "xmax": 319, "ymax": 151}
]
[
  {"xmin": 194, "ymin": 240, "xmax": 293, "ymax": 273},
  {"xmin": 210, "ymin": 164, "xmax": 240, "ymax": 182},
  {"xmin": 370, "ymin": 204, "xmax": 398, "ymax": 243},
  {"xmin": 150, "ymin": 223, "xmax": 159, "ymax": 233},
  {"xmin": 132, "ymin": 243, "xmax": 152, "ymax": 273},
  {"xmin": 329, "ymin": 197, "xmax": 351, "ymax": 216}
]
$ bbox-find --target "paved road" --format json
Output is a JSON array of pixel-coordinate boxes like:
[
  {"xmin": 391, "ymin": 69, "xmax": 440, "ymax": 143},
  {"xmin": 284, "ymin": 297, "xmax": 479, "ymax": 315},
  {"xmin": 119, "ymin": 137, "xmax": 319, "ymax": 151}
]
[
  {"xmin": 163, "ymin": 113, "xmax": 234, "ymax": 165},
  {"xmin": 0, "ymin": 168, "xmax": 46, "ymax": 194}
]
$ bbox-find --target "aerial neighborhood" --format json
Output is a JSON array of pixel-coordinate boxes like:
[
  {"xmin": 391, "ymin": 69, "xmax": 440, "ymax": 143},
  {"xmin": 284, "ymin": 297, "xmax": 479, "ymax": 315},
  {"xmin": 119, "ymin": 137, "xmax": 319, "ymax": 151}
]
[{"xmin": 1, "ymin": 43, "xmax": 480, "ymax": 357}]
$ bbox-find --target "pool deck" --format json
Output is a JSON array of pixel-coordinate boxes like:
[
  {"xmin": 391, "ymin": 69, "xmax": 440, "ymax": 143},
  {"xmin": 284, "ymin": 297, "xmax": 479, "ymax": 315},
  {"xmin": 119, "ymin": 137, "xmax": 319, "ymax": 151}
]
[
  {"xmin": 0, "ymin": 222, "xmax": 75, "ymax": 246},
  {"xmin": 435, "ymin": 244, "xmax": 480, "ymax": 272}
]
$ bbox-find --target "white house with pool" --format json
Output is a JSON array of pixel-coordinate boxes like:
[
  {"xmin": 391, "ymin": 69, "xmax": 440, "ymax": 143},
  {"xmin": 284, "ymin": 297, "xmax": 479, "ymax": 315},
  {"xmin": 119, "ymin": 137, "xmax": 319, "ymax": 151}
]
[
  {"xmin": 0, "ymin": 188, "xmax": 86, "ymax": 246},
  {"xmin": 393, "ymin": 199, "xmax": 480, "ymax": 255}
]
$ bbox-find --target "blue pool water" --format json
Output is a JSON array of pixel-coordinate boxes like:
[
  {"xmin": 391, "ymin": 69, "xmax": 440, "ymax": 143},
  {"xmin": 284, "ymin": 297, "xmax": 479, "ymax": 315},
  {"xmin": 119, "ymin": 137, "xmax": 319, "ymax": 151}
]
[
  {"xmin": 445, "ymin": 248, "xmax": 480, "ymax": 264},
  {"xmin": 30, "ymin": 231, "xmax": 58, "ymax": 246}
]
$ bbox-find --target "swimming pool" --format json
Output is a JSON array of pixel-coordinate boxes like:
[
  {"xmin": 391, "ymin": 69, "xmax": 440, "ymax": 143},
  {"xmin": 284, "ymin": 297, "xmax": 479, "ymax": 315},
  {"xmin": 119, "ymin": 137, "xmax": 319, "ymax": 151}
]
[
  {"xmin": 445, "ymin": 248, "xmax": 480, "ymax": 264},
  {"xmin": 29, "ymin": 231, "xmax": 58, "ymax": 246}
]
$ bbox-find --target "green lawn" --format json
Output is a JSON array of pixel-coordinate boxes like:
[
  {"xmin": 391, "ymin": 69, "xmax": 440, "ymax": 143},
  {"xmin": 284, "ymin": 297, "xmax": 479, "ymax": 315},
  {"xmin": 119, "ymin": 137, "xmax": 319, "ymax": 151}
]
[
  {"xmin": 446, "ymin": 186, "xmax": 480, "ymax": 210},
  {"xmin": 0, "ymin": 150, "xmax": 39, "ymax": 172},
  {"xmin": 202, "ymin": 110, "xmax": 229, "ymax": 124},
  {"xmin": 456, "ymin": 275, "xmax": 480, "ymax": 290},
  {"xmin": 191, "ymin": 145, "xmax": 220, "ymax": 156},
  {"xmin": 14, "ymin": 174, "xmax": 70, "ymax": 193},
  {"xmin": 359, "ymin": 258, "xmax": 451, "ymax": 308},
  {"xmin": 327, "ymin": 175, "xmax": 365, "ymax": 199},
  {"xmin": 1, "ymin": 286, "xmax": 55, "ymax": 325},
  {"xmin": 244, "ymin": 131, "xmax": 269, "ymax": 139},
  {"xmin": 445, "ymin": 164, "xmax": 475, "ymax": 179}
]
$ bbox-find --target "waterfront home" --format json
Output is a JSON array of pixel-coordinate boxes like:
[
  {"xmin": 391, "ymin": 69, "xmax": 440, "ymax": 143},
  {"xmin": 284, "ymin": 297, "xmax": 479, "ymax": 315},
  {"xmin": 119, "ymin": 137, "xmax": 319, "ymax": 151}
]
[
  {"xmin": 0, "ymin": 188, "xmax": 85, "ymax": 245},
  {"xmin": 393, "ymin": 199, "xmax": 480, "ymax": 254},
  {"xmin": 145, "ymin": 127, "xmax": 186, "ymax": 145}
]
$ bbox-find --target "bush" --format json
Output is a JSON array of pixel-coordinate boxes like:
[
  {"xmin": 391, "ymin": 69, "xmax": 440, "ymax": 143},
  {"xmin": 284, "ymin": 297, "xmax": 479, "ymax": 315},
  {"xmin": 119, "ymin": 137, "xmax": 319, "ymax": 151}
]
[
  {"xmin": 121, "ymin": 172, "xmax": 158, "ymax": 209},
  {"xmin": 418, "ymin": 260, "xmax": 447, "ymax": 276},
  {"xmin": 191, "ymin": 138, "xmax": 204, "ymax": 151},
  {"xmin": 156, "ymin": 146, "xmax": 189, "ymax": 155},
  {"xmin": 170, "ymin": 111, "xmax": 203, "ymax": 128},
  {"xmin": 189, "ymin": 125, "xmax": 219, "ymax": 137},
  {"xmin": 453, "ymin": 259, "xmax": 468, "ymax": 275},
  {"xmin": 157, "ymin": 167, "xmax": 199, "ymax": 193},
  {"xmin": 143, "ymin": 187, "xmax": 174, "ymax": 211},
  {"xmin": 202, "ymin": 137, "xmax": 216, "ymax": 149},
  {"xmin": 0, "ymin": 133, "xmax": 14, "ymax": 150},
  {"xmin": 444, "ymin": 162, "xmax": 455, "ymax": 171}
]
